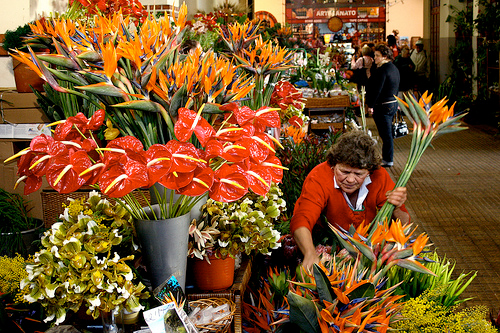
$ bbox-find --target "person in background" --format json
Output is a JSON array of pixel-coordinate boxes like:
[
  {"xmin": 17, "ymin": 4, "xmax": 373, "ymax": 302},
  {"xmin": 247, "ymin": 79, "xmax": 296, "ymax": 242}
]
[
  {"xmin": 307, "ymin": 26, "xmax": 324, "ymax": 51},
  {"xmin": 350, "ymin": 44, "xmax": 374, "ymax": 89},
  {"xmin": 387, "ymin": 34, "xmax": 399, "ymax": 58},
  {"xmin": 393, "ymin": 45, "xmax": 415, "ymax": 97},
  {"xmin": 410, "ymin": 39, "xmax": 430, "ymax": 94},
  {"xmin": 290, "ymin": 131, "xmax": 409, "ymax": 270},
  {"xmin": 180, "ymin": 39, "xmax": 201, "ymax": 55},
  {"xmin": 366, "ymin": 44, "xmax": 400, "ymax": 168},
  {"xmin": 392, "ymin": 29, "xmax": 401, "ymax": 47}
]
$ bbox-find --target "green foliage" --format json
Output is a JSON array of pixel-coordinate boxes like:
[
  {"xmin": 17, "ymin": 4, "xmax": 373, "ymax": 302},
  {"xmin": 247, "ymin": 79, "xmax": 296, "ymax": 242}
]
[
  {"xmin": 33, "ymin": 82, "xmax": 101, "ymax": 122},
  {"xmin": 393, "ymin": 288, "xmax": 498, "ymax": 333},
  {"xmin": 386, "ymin": 250, "xmax": 476, "ymax": 307},
  {"xmin": 2, "ymin": 24, "xmax": 32, "ymax": 52},
  {"xmin": 0, "ymin": 188, "xmax": 41, "ymax": 256}
]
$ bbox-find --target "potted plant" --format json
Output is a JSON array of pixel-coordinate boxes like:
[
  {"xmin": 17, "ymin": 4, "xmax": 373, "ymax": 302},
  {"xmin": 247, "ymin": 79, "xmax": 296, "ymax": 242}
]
[
  {"xmin": 2, "ymin": 23, "xmax": 45, "ymax": 92},
  {"xmin": 187, "ymin": 182, "xmax": 285, "ymax": 290},
  {"xmin": 0, "ymin": 188, "xmax": 43, "ymax": 256},
  {"xmin": 20, "ymin": 191, "xmax": 149, "ymax": 328}
]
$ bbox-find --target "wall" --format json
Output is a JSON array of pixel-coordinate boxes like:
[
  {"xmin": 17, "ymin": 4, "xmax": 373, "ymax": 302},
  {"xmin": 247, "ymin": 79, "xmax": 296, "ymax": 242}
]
[
  {"xmin": 255, "ymin": 0, "xmax": 285, "ymax": 24},
  {"xmin": 385, "ymin": 0, "xmax": 424, "ymax": 47}
]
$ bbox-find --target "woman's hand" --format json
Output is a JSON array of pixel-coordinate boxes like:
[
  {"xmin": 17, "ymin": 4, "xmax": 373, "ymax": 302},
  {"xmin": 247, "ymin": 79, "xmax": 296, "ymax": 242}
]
[
  {"xmin": 386, "ymin": 187, "xmax": 407, "ymax": 208},
  {"xmin": 302, "ymin": 251, "xmax": 320, "ymax": 272},
  {"xmin": 293, "ymin": 227, "xmax": 319, "ymax": 272}
]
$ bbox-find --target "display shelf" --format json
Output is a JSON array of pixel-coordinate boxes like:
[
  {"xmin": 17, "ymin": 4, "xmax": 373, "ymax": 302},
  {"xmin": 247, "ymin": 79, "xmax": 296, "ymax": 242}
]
[{"xmin": 305, "ymin": 95, "xmax": 351, "ymax": 132}]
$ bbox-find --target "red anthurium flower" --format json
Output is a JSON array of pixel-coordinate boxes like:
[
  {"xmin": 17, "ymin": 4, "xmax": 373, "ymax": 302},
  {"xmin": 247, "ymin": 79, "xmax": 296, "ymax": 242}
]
[
  {"xmin": 101, "ymin": 136, "xmax": 144, "ymax": 164},
  {"xmin": 144, "ymin": 144, "xmax": 173, "ymax": 187},
  {"xmin": 233, "ymin": 105, "xmax": 255, "ymax": 126},
  {"xmin": 86, "ymin": 109, "xmax": 106, "ymax": 131},
  {"xmin": 30, "ymin": 134, "xmax": 55, "ymax": 153},
  {"xmin": 15, "ymin": 151, "xmax": 43, "ymax": 195},
  {"xmin": 215, "ymin": 125, "xmax": 245, "ymax": 142},
  {"xmin": 248, "ymin": 134, "xmax": 275, "ymax": 164},
  {"xmin": 219, "ymin": 102, "xmax": 240, "ymax": 114},
  {"xmin": 221, "ymin": 140, "xmax": 250, "ymax": 163},
  {"xmin": 167, "ymin": 141, "xmax": 205, "ymax": 174},
  {"xmin": 28, "ymin": 140, "xmax": 68, "ymax": 177},
  {"xmin": 244, "ymin": 164, "xmax": 272, "ymax": 196},
  {"xmin": 253, "ymin": 106, "xmax": 280, "ymax": 130},
  {"xmin": 46, "ymin": 150, "xmax": 94, "ymax": 193},
  {"xmin": 158, "ymin": 170, "xmax": 194, "ymax": 190},
  {"xmin": 174, "ymin": 107, "xmax": 216, "ymax": 147},
  {"xmin": 261, "ymin": 155, "xmax": 285, "ymax": 183},
  {"xmin": 204, "ymin": 138, "xmax": 224, "ymax": 160},
  {"xmin": 177, "ymin": 166, "xmax": 214, "ymax": 196},
  {"xmin": 288, "ymin": 115, "xmax": 304, "ymax": 128},
  {"xmin": 99, "ymin": 157, "xmax": 149, "ymax": 198},
  {"xmin": 210, "ymin": 164, "xmax": 248, "ymax": 202},
  {"xmin": 241, "ymin": 123, "xmax": 256, "ymax": 137},
  {"xmin": 53, "ymin": 110, "xmax": 105, "ymax": 141}
]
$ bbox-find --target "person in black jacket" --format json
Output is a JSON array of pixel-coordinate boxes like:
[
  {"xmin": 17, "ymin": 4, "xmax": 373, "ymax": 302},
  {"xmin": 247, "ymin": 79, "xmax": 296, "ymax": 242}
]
[
  {"xmin": 393, "ymin": 45, "xmax": 415, "ymax": 96},
  {"xmin": 366, "ymin": 44, "xmax": 400, "ymax": 168}
]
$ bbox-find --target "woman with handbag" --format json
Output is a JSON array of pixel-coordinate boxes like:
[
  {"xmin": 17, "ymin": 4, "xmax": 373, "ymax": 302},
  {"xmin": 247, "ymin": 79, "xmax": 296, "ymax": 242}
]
[
  {"xmin": 366, "ymin": 44, "xmax": 400, "ymax": 168},
  {"xmin": 350, "ymin": 44, "xmax": 373, "ymax": 89}
]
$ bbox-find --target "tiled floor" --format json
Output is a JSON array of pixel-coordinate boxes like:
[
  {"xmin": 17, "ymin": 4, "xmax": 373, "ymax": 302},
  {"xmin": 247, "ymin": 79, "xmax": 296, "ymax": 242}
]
[{"xmin": 367, "ymin": 118, "xmax": 500, "ymax": 312}]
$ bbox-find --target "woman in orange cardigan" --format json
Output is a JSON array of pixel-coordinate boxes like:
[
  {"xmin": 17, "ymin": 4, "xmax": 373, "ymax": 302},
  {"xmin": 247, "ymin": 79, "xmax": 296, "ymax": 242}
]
[{"xmin": 290, "ymin": 131, "xmax": 409, "ymax": 270}]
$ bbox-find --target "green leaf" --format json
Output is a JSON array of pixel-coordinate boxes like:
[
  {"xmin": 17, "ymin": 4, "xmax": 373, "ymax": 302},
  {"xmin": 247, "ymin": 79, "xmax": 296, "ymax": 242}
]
[
  {"xmin": 313, "ymin": 264, "xmax": 334, "ymax": 303},
  {"xmin": 76, "ymin": 82, "xmax": 126, "ymax": 97},
  {"xmin": 37, "ymin": 54, "xmax": 79, "ymax": 69},
  {"xmin": 348, "ymin": 282, "xmax": 375, "ymax": 300},
  {"xmin": 169, "ymin": 84, "xmax": 188, "ymax": 118},
  {"xmin": 287, "ymin": 291, "xmax": 320, "ymax": 333}
]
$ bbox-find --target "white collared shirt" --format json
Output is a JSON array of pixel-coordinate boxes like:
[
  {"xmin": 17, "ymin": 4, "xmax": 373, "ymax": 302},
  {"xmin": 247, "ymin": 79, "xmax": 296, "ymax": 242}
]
[{"xmin": 334, "ymin": 174, "xmax": 372, "ymax": 210}]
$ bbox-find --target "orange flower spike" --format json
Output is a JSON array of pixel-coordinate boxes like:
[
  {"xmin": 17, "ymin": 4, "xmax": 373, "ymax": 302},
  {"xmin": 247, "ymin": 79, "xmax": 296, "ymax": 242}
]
[
  {"xmin": 173, "ymin": 2, "xmax": 188, "ymax": 29},
  {"xmin": 353, "ymin": 221, "xmax": 370, "ymax": 240},
  {"xmin": 320, "ymin": 309, "xmax": 335, "ymax": 324},
  {"xmin": 370, "ymin": 223, "xmax": 388, "ymax": 245},
  {"xmin": 102, "ymin": 42, "xmax": 118, "ymax": 79},
  {"xmin": 387, "ymin": 219, "xmax": 413, "ymax": 246},
  {"xmin": 412, "ymin": 232, "xmax": 430, "ymax": 255}
]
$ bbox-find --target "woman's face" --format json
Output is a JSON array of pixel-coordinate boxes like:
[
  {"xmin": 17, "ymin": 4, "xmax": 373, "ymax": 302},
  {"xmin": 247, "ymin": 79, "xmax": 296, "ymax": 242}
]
[
  {"xmin": 374, "ymin": 51, "xmax": 386, "ymax": 65},
  {"xmin": 333, "ymin": 163, "xmax": 370, "ymax": 194}
]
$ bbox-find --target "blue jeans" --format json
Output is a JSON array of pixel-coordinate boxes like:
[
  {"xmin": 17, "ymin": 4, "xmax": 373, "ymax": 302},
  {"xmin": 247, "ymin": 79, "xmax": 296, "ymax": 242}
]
[{"xmin": 372, "ymin": 102, "xmax": 398, "ymax": 163}]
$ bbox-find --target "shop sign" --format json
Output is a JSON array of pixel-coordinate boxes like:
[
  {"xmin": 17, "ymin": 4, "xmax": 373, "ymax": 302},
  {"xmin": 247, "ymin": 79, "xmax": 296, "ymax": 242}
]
[{"xmin": 288, "ymin": 6, "xmax": 381, "ymax": 23}]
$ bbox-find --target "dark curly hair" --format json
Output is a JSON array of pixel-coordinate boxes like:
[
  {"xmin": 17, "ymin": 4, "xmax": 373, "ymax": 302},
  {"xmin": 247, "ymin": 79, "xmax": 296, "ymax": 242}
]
[
  {"xmin": 375, "ymin": 43, "xmax": 394, "ymax": 61},
  {"xmin": 326, "ymin": 131, "xmax": 381, "ymax": 172}
]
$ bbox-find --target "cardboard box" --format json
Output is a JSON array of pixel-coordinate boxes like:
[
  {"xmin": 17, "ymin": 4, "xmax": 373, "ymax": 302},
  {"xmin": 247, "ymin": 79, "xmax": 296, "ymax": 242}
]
[{"xmin": 0, "ymin": 91, "xmax": 49, "ymax": 123}]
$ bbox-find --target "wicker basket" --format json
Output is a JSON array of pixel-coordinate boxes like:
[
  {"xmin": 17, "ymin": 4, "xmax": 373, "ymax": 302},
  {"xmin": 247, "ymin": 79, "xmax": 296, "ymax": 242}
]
[
  {"xmin": 189, "ymin": 298, "xmax": 236, "ymax": 333},
  {"xmin": 41, "ymin": 188, "xmax": 150, "ymax": 227}
]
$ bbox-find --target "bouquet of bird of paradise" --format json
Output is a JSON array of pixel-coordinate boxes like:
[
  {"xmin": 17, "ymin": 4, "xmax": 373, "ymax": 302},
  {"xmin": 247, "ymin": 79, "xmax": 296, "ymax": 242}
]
[
  {"xmin": 4, "ymin": 103, "xmax": 285, "ymax": 219},
  {"xmin": 370, "ymin": 92, "xmax": 467, "ymax": 231}
]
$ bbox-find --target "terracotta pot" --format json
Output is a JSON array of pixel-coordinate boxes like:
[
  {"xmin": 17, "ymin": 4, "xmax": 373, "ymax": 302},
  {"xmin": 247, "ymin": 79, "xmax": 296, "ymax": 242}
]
[
  {"xmin": 191, "ymin": 256, "xmax": 235, "ymax": 291},
  {"xmin": 12, "ymin": 58, "xmax": 44, "ymax": 93}
]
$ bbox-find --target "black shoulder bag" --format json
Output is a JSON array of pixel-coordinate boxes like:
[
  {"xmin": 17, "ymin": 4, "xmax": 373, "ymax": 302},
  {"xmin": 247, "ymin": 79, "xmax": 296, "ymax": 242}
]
[{"xmin": 392, "ymin": 109, "xmax": 409, "ymax": 139}]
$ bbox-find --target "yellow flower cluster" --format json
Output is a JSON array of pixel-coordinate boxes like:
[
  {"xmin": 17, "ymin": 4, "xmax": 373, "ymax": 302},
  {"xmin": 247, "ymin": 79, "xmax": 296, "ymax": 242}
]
[
  {"xmin": 0, "ymin": 254, "xmax": 28, "ymax": 303},
  {"xmin": 394, "ymin": 289, "xmax": 497, "ymax": 333},
  {"xmin": 62, "ymin": 197, "xmax": 86, "ymax": 217}
]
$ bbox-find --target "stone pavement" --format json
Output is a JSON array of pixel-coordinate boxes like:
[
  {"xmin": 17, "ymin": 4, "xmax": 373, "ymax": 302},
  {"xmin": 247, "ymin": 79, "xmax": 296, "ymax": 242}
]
[{"xmin": 367, "ymin": 117, "xmax": 500, "ymax": 313}]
